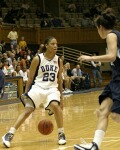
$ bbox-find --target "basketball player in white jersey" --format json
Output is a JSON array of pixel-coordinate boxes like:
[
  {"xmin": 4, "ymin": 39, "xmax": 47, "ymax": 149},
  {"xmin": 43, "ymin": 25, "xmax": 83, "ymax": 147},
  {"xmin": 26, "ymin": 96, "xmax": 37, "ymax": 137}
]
[{"xmin": 2, "ymin": 36, "xmax": 66, "ymax": 148}]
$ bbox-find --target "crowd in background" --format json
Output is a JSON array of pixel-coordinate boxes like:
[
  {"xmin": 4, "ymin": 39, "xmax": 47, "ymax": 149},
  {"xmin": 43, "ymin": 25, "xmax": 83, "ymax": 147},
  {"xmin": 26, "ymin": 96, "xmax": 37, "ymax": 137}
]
[
  {"xmin": 0, "ymin": 25, "xmax": 41, "ymax": 91},
  {"xmin": 0, "ymin": 0, "xmax": 120, "ymax": 28}
]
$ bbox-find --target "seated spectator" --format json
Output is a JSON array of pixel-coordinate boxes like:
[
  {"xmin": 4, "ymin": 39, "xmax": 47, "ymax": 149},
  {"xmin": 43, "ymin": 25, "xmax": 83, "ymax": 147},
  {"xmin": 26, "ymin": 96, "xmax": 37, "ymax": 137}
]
[
  {"xmin": 19, "ymin": 37, "xmax": 27, "ymax": 49},
  {"xmin": 51, "ymin": 17, "xmax": 64, "ymax": 27},
  {"xmin": 0, "ymin": 40, "xmax": 6, "ymax": 54},
  {"xmin": 26, "ymin": 49, "xmax": 32, "ymax": 61},
  {"xmin": 81, "ymin": 16, "xmax": 93, "ymax": 28},
  {"xmin": 14, "ymin": 65, "xmax": 23, "ymax": 76},
  {"xmin": 62, "ymin": 63, "xmax": 73, "ymax": 93},
  {"xmin": 21, "ymin": 1, "xmax": 31, "ymax": 14},
  {"xmin": 7, "ymin": 52, "xmax": 15, "ymax": 66},
  {"xmin": 68, "ymin": 2, "xmax": 76, "ymax": 12},
  {"xmin": 40, "ymin": 18, "xmax": 51, "ymax": 28},
  {"xmin": 20, "ymin": 53, "xmax": 27, "ymax": 69},
  {"xmin": 36, "ymin": 44, "xmax": 44, "ymax": 55},
  {"xmin": 22, "ymin": 65, "xmax": 29, "ymax": 91},
  {"xmin": 3, "ymin": 59, "xmax": 9, "ymax": 70},
  {"xmin": 1, "ymin": 58, "xmax": 9, "ymax": 76},
  {"xmin": 8, "ymin": 58, "xmax": 17, "ymax": 76},
  {"xmin": 71, "ymin": 64, "xmax": 86, "ymax": 90}
]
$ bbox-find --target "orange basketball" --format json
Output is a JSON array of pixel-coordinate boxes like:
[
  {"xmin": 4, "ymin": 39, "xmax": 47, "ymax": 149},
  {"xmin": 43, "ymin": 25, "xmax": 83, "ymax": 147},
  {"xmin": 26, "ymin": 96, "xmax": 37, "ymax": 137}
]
[{"xmin": 38, "ymin": 119, "xmax": 54, "ymax": 135}]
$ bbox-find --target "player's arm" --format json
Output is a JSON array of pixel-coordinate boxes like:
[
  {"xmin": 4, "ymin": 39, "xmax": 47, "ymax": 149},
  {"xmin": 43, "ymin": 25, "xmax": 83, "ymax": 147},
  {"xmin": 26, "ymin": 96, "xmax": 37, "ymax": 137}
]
[
  {"xmin": 78, "ymin": 33, "xmax": 117, "ymax": 62},
  {"xmin": 58, "ymin": 58, "xmax": 63, "ymax": 109},
  {"xmin": 25, "ymin": 56, "xmax": 39, "ymax": 93}
]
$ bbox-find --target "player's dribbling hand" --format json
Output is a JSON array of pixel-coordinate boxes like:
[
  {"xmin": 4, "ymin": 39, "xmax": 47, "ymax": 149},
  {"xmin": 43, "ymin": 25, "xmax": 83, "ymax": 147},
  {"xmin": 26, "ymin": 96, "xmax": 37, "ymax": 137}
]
[{"xmin": 77, "ymin": 55, "xmax": 92, "ymax": 62}]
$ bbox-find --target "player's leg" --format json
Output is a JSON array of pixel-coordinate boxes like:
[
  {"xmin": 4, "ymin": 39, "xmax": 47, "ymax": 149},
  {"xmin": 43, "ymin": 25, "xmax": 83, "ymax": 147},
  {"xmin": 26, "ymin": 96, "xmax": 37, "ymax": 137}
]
[
  {"xmin": 45, "ymin": 88, "xmax": 66, "ymax": 145},
  {"xmin": 74, "ymin": 97, "xmax": 113, "ymax": 150},
  {"xmin": 49, "ymin": 101, "xmax": 66, "ymax": 145},
  {"xmin": 2, "ymin": 94, "xmax": 35, "ymax": 148}
]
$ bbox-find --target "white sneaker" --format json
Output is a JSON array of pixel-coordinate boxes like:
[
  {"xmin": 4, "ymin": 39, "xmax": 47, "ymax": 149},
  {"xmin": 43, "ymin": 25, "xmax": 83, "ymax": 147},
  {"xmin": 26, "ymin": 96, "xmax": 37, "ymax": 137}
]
[
  {"xmin": 2, "ymin": 132, "xmax": 14, "ymax": 148},
  {"xmin": 58, "ymin": 132, "xmax": 66, "ymax": 145},
  {"xmin": 74, "ymin": 142, "xmax": 99, "ymax": 150},
  {"xmin": 67, "ymin": 89, "xmax": 73, "ymax": 93}
]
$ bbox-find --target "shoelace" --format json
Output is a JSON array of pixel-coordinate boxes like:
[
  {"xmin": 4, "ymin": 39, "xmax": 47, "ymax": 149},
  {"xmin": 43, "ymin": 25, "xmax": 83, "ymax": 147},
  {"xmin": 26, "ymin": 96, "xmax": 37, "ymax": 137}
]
[
  {"xmin": 59, "ymin": 133, "xmax": 65, "ymax": 140},
  {"xmin": 7, "ymin": 134, "xmax": 13, "ymax": 141}
]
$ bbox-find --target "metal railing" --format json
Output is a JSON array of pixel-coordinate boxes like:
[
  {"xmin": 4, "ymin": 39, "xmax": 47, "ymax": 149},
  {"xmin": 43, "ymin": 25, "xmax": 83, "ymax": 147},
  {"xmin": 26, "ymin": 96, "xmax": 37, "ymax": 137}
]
[{"xmin": 57, "ymin": 46, "xmax": 92, "ymax": 66}]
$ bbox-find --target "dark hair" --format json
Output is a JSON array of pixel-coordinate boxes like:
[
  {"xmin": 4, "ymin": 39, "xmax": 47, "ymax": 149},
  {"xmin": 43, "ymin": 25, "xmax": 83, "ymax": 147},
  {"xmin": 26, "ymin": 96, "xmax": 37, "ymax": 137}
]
[
  {"xmin": 1, "ymin": 40, "xmax": 4, "ymax": 44},
  {"xmin": 41, "ymin": 36, "xmax": 56, "ymax": 53},
  {"xmin": 94, "ymin": 8, "xmax": 116, "ymax": 29}
]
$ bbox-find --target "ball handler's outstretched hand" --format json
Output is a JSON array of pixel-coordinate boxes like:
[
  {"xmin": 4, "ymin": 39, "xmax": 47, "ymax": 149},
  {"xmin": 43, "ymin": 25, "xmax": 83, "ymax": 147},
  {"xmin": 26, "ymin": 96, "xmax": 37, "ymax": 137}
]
[{"xmin": 77, "ymin": 55, "xmax": 92, "ymax": 62}]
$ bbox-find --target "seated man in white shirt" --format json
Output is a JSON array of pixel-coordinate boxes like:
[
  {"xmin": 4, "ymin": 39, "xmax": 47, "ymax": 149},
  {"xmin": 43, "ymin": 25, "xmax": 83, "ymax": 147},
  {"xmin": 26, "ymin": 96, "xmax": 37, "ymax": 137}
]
[{"xmin": 71, "ymin": 64, "xmax": 86, "ymax": 90}]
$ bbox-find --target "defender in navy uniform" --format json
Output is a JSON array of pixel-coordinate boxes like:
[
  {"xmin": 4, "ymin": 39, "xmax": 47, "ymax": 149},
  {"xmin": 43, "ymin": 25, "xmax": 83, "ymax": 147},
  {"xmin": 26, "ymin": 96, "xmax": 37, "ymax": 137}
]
[
  {"xmin": 2, "ymin": 36, "xmax": 66, "ymax": 148},
  {"xmin": 74, "ymin": 8, "xmax": 120, "ymax": 150}
]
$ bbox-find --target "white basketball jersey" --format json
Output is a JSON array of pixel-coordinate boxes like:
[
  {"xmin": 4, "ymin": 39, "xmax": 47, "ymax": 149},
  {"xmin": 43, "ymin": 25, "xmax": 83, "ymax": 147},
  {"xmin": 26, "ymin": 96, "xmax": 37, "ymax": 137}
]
[{"xmin": 34, "ymin": 53, "xmax": 59, "ymax": 89}]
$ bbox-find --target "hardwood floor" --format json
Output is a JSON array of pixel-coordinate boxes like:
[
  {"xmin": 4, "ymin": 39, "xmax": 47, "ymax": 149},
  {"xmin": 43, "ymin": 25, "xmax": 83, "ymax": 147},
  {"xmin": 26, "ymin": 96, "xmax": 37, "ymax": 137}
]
[{"xmin": 0, "ymin": 91, "xmax": 120, "ymax": 150}]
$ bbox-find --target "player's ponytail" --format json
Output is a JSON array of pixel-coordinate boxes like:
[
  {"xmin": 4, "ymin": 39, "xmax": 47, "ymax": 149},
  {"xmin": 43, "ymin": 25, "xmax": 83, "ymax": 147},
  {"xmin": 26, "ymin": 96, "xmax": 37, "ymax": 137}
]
[{"xmin": 94, "ymin": 8, "xmax": 116, "ymax": 29}]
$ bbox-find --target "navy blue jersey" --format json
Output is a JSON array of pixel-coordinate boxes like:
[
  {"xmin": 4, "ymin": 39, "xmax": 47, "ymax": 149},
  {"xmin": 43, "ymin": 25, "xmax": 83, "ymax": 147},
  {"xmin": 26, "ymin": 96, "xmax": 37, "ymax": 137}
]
[
  {"xmin": 99, "ymin": 30, "xmax": 120, "ymax": 113},
  {"xmin": 110, "ymin": 30, "xmax": 120, "ymax": 80}
]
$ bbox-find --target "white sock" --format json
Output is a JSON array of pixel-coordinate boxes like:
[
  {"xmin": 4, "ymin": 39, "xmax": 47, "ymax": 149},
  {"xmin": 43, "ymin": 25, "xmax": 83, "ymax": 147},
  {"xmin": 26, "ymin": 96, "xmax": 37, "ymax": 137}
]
[
  {"xmin": 93, "ymin": 130, "xmax": 105, "ymax": 148},
  {"xmin": 58, "ymin": 128, "xmax": 64, "ymax": 134},
  {"xmin": 9, "ymin": 127, "xmax": 16, "ymax": 134}
]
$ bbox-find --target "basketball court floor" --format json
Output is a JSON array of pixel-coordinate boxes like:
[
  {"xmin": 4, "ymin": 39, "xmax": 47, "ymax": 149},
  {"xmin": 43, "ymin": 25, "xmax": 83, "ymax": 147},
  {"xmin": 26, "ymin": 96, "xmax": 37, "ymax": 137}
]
[{"xmin": 0, "ymin": 90, "xmax": 120, "ymax": 150}]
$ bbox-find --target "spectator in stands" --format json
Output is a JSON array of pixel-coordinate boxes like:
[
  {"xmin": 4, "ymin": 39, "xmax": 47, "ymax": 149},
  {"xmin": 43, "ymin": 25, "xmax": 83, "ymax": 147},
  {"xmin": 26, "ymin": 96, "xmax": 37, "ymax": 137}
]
[
  {"xmin": 7, "ymin": 52, "xmax": 15, "ymax": 66},
  {"xmin": 26, "ymin": 49, "xmax": 32, "ymax": 61},
  {"xmin": 68, "ymin": 2, "xmax": 76, "ymax": 13},
  {"xmin": 0, "ymin": 40, "xmax": 6, "ymax": 54},
  {"xmin": 0, "ymin": 0, "xmax": 7, "ymax": 8},
  {"xmin": 60, "ymin": 55, "xmax": 66, "ymax": 65},
  {"xmin": 3, "ymin": 59, "xmax": 9, "ymax": 70},
  {"xmin": 20, "ymin": 53, "xmax": 27, "ymax": 69},
  {"xmin": 1, "ymin": 58, "xmax": 9, "ymax": 76},
  {"xmin": 91, "ymin": 53, "xmax": 102, "ymax": 87},
  {"xmin": 7, "ymin": 26, "xmax": 18, "ymax": 49},
  {"xmin": 72, "ymin": 64, "xmax": 86, "ymax": 90},
  {"xmin": 0, "ymin": 17, "xmax": 3, "ymax": 27},
  {"xmin": 15, "ymin": 65, "xmax": 24, "ymax": 76},
  {"xmin": 36, "ymin": 44, "xmax": 44, "ymax": 55},
  {"xmin": 8, "ymin": 58, "xmax": 17, "ymax": 76},
  {"xmin": 40, "ymin": 18, "xmax": 51, "ymax": 28},
  {"xmin": 62, "ymin": 63, "xmax": 73, "ymax": 93},
  {"xmin": 21, "ymin": 0, "xmax": 31, "ymax": 14},
  {"xmin": 15, "ymin": 45, "xmax": 21, "ymax": 60},
  {"xmin": 19, "ymin": 36, "xmax": 27, "ymax": 49},
  {"xmin": 52, "ymin": 16, "xmax": 64, "ymax": 27},
  {"xmin": 4, "ymin": 7, "xmax": 18, "ymax": 24},
  {"xmin": 22, "ymin": 65, "xmax": 29, "ymax": 91},
  {"xmin": 2, "ymin": 53, "xmax": 8, "ymax": 61},
  {"xmin": 81, "ymin": 15, "xmax": 93, "ymax": 28},
  {"xmin": 0, "ymin": 59, "xmax": 5, "ymax": 98}
]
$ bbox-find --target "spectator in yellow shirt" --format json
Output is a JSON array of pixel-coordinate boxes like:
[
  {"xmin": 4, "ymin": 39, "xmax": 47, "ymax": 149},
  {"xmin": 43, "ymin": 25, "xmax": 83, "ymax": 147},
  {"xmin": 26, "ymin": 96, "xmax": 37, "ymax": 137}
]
[{"xmin": 19, "ymin": 36, "xmax": 27, "ymax": 49}]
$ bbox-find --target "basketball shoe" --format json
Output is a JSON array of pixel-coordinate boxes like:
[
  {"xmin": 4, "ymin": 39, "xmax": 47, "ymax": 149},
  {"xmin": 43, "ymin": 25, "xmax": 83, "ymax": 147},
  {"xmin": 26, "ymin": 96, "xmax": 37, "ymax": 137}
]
[
  {"xmin": 74, "ymin": 142, "xmax": 99, "ymax": 150},
  {"xmin": 2, "ymin": 132, "xmax": 14, "ymax": 148},
  {"xmin": 58, "ymin": 132, "xmax": 66, "ymax": 145}
]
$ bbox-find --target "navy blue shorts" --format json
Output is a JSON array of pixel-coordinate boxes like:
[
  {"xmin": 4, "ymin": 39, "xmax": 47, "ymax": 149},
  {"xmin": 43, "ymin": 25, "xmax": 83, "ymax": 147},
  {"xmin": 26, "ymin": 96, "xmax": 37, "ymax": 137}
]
[{"xmin": 99, "ymin": 80, "xmax": 120, "ymax": 114}]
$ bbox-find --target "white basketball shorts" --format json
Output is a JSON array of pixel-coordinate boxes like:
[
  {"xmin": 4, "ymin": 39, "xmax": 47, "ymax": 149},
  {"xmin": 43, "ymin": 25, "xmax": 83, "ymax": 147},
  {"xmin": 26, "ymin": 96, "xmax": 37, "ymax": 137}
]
[{"xmin": 28, "ymin": 84, "xmax": 60, "ymax": 109}]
